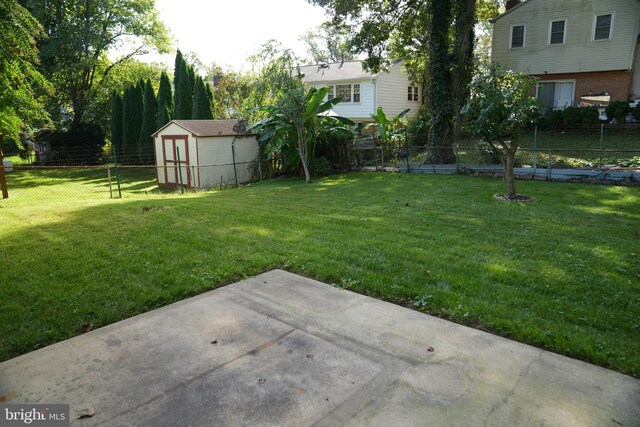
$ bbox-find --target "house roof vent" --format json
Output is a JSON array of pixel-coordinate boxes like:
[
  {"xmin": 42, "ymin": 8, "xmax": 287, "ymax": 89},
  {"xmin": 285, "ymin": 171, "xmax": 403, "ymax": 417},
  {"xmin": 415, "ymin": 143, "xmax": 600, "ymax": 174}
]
[{"xmin": 505, "ymin": 0, "xmax": 521, "ymax": 11}]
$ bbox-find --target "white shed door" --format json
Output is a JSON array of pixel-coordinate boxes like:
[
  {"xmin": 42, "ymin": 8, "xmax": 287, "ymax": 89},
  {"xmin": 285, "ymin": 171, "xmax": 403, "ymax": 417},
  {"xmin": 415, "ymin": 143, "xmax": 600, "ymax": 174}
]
[{"xmin": 161, "ymin": 136, "xmax": 191, "ymax": 187}]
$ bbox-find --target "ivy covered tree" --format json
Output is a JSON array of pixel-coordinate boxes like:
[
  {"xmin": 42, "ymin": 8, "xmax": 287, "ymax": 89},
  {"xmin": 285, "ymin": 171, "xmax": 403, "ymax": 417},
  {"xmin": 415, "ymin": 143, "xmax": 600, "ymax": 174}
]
[
  {"xmin": 138, "ymin": 80, "xmax": 157, "ymax": 164},
  {"xmin": 309, "ymin": 0, "xmax": 488, "ymax": 163},
  {"xmin": 110, "ymin": 91, "xmax": 123, "ymax": 157},
  {"xmin": 428, "ymin": 0, "xmax": 456, "ymax": 163},
  {"xmin": 157, "ymin": 71, "xmax": 173, "ymax": 128},
  {"xmin": 463, "ymin": 65, "xmax": 540, "ymax": 199}
]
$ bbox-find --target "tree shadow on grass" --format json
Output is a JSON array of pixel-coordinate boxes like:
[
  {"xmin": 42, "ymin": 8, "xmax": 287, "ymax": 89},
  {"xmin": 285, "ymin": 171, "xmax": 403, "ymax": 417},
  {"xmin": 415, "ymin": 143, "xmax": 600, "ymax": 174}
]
[{"xmin": 0, "ymin": 173, "xmax": 638, "ymax": 376}]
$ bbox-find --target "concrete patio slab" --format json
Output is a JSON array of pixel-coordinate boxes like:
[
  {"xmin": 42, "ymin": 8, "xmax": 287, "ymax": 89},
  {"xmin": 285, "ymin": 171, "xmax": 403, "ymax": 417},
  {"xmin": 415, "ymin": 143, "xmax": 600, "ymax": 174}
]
[{"xmin": 1, "ymin": 270, "xmax": 639, "ymax": 426}]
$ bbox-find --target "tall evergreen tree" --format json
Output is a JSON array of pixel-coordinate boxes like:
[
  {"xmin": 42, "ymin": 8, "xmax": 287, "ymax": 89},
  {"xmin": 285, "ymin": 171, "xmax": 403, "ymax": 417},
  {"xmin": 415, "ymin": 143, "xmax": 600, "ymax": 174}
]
[
  {"xmin": 157, "ymin": 71, "xmax": 173, "ymax": 128},
  {"xmin": 110, "ymin": 91, "xmax": 123, "ymax": 158},
  {"xmin": 121, "ymin": 82, "xmax": 144, "ymax": 163},
  {"xmin": 205, "ymin": 82, "xmax": 216, "ymax": 119},
  {"xmin": 173, "ymin": 50, "xmax": 195, "ymax": 119},
  {"xmin": 173, "ymin": 50, "xmax": 185, "ymax": 119},
  {"xmin": 183, "ymin": 65, "xmax": 195, "ymax": 119},
  {"xmin": 193, "ymin": 76, "xmax": 214, "ymax": 119},
  {"xmin": 121, "ymin": 86, "xmax": 133, "ymax": 162},
  {"xmin": 138, "ymin": 79, "xmax": 158, "ymax": 164}
]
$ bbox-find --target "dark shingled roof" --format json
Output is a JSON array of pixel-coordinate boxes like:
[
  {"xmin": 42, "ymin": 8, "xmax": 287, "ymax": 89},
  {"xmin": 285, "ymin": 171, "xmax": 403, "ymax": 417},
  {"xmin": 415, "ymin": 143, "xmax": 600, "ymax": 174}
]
[
  {"xmin": 153, "ymin": 120, "xmax": 256, "ymax": 137},
  {"xmin": 298, "ymin": 59, "xmax": 402, "ymax": 84}
]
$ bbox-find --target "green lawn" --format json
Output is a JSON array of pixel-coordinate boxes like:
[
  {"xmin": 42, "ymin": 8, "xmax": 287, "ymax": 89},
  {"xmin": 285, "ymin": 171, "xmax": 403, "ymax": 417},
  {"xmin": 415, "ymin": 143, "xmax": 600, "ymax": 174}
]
[{"xmin": 1, "ymin": 173, "xmax": 639, "ymax": 376}]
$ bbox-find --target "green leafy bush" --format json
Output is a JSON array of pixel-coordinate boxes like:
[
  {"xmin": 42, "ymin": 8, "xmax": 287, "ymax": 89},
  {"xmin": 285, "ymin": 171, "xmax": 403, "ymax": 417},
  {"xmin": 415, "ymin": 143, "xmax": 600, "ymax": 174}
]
[
  {"xmin": 581, "ymin": 106, "xmax": 600, "ymax": 124},
  {"xmin": 562, "ymin": 106, "xmax": 582, "ymax": 125},
  {"xmin": 309, "ymin": 156, "xmax": 332, "ymax": 176},
  {"xmin": 547, "ymin": 110, "xmax": 564, "ymax": 127},
  {"xmin": 605, "ymin": 101, "xmax": 630, "ymax": 123},
  {"xmin": 407, "ymin": 105, "xmax": 431, "ymax": 146}
]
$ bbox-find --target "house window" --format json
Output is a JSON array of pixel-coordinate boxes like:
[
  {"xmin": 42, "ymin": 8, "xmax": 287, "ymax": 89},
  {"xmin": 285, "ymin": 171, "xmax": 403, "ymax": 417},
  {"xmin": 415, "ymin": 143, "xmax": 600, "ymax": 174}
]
[
  {"xmin": 537, "ymin": 81, "xmax": 575, "ymax": 110},
  {"xmin": 353, "ymin": 84, "xmax": 360, "ymax": 102},
  {"xmin": 549, "ymin": 19, "xmax": 567, "ymax": 45},
  {"xmin": 327, "ymin": 84, "xmax": 360, "ymax": 102},
  {"xmin": 510, "ymin": 24, "xmax": 525, "ymax": 49},
  {"xmin": 593, "ymin": 13, "xmax": 613, "ymax": 41},
  {"xmin": 335, "ymin": 84, "xmax": 352, "ymax": 102},
  {"xmin": 408, "ymin": 86, "xmax": 419, "ymax": 101}
]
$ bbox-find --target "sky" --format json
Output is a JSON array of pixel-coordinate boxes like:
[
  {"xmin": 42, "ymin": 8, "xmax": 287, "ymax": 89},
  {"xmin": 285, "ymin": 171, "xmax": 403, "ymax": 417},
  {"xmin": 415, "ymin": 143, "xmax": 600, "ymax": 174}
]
[{"xmin": 136, "ymin": 0, "xmax": 330, "ymax": 72}]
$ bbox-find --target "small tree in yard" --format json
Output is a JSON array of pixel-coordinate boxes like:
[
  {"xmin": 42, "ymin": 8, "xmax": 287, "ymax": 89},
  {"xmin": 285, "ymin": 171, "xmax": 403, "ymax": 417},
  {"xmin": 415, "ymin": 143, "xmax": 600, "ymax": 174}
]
[
  {"xmin": 463, "ymin": 65, "xmax": 540, "ymax": 199},
  {"xmin": 250, "ymin": 86, "xmax": 354, "ymax": 183}
]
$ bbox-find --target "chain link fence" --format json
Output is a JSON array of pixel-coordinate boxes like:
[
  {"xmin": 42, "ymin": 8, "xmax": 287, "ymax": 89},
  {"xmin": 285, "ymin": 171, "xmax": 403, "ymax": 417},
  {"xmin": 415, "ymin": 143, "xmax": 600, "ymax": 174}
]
[
  {"xmin": 0, "ymin": 146, "xmax": 267, "ymax": 207},
  {"xmin": 352, "ymin": 124, "xmax": 640, "ymax": 184},
  {"xmin": 1, "ymin": 124, "xmax": 638, "ymax": 206}
]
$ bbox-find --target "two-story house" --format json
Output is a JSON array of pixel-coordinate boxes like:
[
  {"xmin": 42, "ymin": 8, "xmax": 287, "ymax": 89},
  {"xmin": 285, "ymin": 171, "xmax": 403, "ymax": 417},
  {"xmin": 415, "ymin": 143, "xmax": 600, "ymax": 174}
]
[
  {"xmin": 298, "ymin": 60, "xmax": 421, "ymax": 123},
  {"xmin": 491, "ymin": 0, "xmax": 640, "ymax": 110}
]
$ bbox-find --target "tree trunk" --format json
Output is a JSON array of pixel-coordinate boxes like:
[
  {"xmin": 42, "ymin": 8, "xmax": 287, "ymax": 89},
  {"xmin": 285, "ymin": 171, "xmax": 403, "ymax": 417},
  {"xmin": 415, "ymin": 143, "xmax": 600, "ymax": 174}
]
[
  {"xmin": 428, "ymin": 0, "xmax": 456, "ymax": 164},
  {"xmin": 295, "ymin": 118, "xmax": 312, "ymax": 183},
  {"xmin": 452, "ymin": 0, "xmax": 476, "ymax": 127},
  {"xmin": 505, "ymin": 149, "xmax": 517, "ymax": 199}
]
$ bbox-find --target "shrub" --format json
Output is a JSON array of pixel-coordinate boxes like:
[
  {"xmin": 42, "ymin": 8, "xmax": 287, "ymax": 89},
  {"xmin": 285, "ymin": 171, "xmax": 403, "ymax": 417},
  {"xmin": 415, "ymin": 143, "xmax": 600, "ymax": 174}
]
[
  {"xmin": 562, "ymin": 106, "xmax": 582, "ymax": 125},
  {"xmin": 632, "ymin": 105, "xmax": 640, "ymax": 121},
  {"xmin": 309, "ymin": 156, "xmax": 332, "ymax": 176},
  {"xmin": 581, "ymin": 106, "xmax": 600, "ymax": 124},
  {"xmin": 33, "ymin": 124, "xmax": 107, "ymax": 165},
  {"xmin": 605, "ymin": 101, "xmax": 630, "ymax": 123},
  {"xmin": 547, "ymin": 109, "xmax": 564, "ymax": 127},
  {"xmin": 406, "ymin": 105, "xmax": 430, "ymax": 146}
]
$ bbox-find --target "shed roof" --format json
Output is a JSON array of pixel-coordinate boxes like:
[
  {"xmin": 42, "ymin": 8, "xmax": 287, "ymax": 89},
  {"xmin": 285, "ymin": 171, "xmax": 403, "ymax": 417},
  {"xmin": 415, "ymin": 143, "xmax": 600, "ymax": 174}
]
[
  {"xmin": 153, "ymin": 119, "xmax": 256, "ymax": 137},
  {"xmin": 299, "ymin": 60, "xmax": 387, "ymax": 83}
]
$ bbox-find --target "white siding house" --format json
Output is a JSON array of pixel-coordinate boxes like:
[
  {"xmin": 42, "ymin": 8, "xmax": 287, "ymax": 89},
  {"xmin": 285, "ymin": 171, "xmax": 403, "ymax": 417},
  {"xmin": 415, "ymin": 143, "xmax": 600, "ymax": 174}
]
[
  {"xmin": 152, "ymin": 120, "xmax": 259, "ymax": 189},
  {"xmin": 299, "ymin": 60, "xmax": 421, "ymax": 122},
  {"xmin": 491, "ymin": 0, "xmax": 640, "ymax": 108}
]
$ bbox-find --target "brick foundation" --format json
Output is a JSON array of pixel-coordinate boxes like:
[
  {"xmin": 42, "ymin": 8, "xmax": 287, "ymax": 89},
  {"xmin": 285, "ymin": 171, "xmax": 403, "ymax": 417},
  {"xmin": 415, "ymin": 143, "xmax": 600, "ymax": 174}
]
[{"xmin": 533, "ymin": 70, "xmax": 633, "ymax": 104}]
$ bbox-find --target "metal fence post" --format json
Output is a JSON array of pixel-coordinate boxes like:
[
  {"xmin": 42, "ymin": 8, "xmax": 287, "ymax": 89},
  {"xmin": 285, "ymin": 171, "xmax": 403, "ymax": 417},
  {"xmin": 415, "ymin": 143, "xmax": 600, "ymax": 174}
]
[
  {"xmin": 231, "ymin": 143, "xmax": 239, "ymax": 188},
  {"xmin": 107, "ymin": 166, "xmax": 113, "ymax": 199},
  {"xmin": 112, "ymin": 149, "xmax": 122, "ymax": 198},
  {"xmin": 599, "ymin": 124, "xmax": 604, "ymax": 169},
  {"xmin": 533, "ymin": 125, "xmax": 538, "ymax": 170},
  {"xmin": 176, "ymin": 147, "xmax": 184, "ymax": 194},
  {"xmin": 0, "ymin": 148, "xmax": 8, "ymax": 199},
  {"xmin": 381, "ymin": 146, "xmax": 384, "ymax": 171},
  {"xmin": 547, "ymin": 148, "xmax": 552, "ymax": 180}
]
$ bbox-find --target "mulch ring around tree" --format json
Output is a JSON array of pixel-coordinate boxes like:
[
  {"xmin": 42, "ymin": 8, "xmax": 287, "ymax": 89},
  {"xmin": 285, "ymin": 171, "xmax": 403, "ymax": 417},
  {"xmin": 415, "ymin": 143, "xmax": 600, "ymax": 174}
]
[{"xmin": 493, "ymin": 194, "xmax": 535, "ymax": 202}]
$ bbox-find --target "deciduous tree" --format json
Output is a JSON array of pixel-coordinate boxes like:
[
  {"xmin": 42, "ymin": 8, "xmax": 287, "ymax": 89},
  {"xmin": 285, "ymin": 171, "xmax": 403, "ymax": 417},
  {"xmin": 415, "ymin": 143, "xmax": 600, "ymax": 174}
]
[
  {"xmin": 0, "ymin": 0, "xmax": 51, "ymax": 148},
  {"xmin": 21, "ymin": 0, "xmax": 170, "ymax": 128},
  {"xmin": 463, "ymin": 65, "xmax": 540, "ymax": 199}
]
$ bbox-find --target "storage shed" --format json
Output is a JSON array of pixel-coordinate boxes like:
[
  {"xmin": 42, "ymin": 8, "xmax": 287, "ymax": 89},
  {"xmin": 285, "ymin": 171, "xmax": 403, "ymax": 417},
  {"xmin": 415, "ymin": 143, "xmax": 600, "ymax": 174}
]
[{"xmin": 152, "ymin": 120, "xmax": 259, "ymax": 189}]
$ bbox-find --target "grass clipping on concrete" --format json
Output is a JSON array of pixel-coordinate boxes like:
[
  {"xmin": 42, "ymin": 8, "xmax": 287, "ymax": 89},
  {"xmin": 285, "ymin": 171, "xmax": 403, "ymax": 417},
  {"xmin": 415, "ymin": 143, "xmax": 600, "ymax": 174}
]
[{"xmin": 0, "ymin": 173, "xmax": 639, "ymax": 376}]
